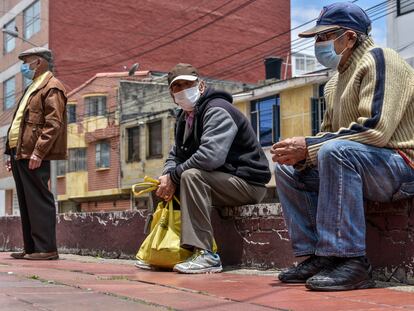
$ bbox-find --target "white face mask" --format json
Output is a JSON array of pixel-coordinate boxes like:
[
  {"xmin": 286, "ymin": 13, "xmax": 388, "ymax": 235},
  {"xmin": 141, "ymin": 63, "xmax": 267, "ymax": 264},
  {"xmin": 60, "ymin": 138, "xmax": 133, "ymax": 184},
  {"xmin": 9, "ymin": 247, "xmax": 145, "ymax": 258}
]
[{"xmin": 173, "ymin": 84, "xmax": 201, "ymax": 111}]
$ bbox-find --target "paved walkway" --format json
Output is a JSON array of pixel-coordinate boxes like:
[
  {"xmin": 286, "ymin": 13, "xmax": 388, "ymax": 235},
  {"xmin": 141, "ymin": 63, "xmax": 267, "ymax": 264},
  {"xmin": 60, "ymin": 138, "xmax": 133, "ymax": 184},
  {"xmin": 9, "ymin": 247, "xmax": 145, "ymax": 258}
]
[{"xmin": 0, "ymin": 252, "xmax": 413, "ymax": 311}]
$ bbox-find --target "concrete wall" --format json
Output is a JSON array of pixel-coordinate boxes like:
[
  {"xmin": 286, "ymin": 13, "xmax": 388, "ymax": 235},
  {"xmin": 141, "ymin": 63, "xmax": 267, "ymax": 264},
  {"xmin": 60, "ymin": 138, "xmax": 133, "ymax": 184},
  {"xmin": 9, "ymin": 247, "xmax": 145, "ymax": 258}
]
[{"xmin": 1, "ymin": 199, "xmax": 413, "ymax": 284}]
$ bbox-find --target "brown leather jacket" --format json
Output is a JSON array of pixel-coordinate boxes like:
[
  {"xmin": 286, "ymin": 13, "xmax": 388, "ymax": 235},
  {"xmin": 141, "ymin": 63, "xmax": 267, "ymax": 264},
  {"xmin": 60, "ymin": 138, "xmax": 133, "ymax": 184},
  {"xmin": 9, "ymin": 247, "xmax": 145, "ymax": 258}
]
[{"xmin": 5, "ymin": 72, "xmax": 68, "ymax": 160}]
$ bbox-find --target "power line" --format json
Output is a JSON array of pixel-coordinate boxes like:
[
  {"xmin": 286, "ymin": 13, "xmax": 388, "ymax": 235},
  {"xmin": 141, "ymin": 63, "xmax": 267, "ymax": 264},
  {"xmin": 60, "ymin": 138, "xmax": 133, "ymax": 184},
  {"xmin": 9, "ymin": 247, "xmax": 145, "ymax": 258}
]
[
  {"xmin": 208, "ymin": 0, "xmax": 398, "ymax": 80},
  {"xmin": 55, "ymin": 0, "xmax": 258, "ymax": 76},
  {"xmin": 55, "ymin": 0, "xmax": 237, "ymax": 70}
]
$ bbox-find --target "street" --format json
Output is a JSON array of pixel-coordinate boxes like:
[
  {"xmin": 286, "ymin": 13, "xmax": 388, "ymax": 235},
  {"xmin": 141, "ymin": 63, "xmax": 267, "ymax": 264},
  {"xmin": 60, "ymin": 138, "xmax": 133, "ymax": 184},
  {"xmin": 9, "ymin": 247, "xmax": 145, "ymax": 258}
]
[{"xmin": 0, "ymin": 252, "xmax": 414, "ymax": 311}]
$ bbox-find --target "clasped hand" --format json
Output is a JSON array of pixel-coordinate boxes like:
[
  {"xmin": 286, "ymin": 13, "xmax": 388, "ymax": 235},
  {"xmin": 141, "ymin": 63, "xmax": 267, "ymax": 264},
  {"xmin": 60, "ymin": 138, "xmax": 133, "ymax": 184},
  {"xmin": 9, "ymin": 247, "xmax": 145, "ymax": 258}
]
[
  {"xmin": 270, "ymin": 136, "xmax": 308, "ymax": 166},
  {"xmin": 155, "ymin": 174, "xmax": 176, "ymax": 201}
]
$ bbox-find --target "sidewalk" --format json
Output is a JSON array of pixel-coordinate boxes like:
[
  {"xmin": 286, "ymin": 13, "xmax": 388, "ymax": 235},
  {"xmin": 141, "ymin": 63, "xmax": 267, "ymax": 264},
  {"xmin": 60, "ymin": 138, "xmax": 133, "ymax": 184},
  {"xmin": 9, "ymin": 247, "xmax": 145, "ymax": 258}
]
[{"xmin": 0, "ymin": 252, "xmax": 413, "ymax": 311}]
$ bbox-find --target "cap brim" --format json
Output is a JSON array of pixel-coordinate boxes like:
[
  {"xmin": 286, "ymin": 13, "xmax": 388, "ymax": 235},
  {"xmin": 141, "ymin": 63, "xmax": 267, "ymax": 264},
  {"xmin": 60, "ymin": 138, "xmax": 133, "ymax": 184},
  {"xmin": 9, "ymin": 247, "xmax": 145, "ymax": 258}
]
[
  {"xmin": 298, "ymin": 24, "xmax": 341, "ymax": 38},
  {"xmin": 169, "ymin": 75, "xmax": 198, "ymax": 87}
]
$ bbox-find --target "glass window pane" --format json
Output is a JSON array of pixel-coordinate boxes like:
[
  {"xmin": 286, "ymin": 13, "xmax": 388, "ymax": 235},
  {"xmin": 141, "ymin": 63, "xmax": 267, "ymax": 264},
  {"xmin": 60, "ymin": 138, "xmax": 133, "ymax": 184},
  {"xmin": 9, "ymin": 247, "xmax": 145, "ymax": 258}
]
[
  {"xmin": 96, "ymin": 142, "xmax": 110, "ymax": 168},
  {"xmin": 85, "ymin": 96, "xmax": 106, "ymax": 117},
  {"xmin": 127, "ymin": 127, "xmax": 140, "ymax": 162},
  {"xmin": 24, "ymin": 0, "xmax": 41, "ymax": 39},
  {"xmin": 4, "ymin": 77, "xmax": 16, "ymax": 110},
  {"xmin": 3, "ymin": 19, "xmax": 16, "ymax": 53},
  {"xmin": 57, "ymin": 160, "xmax": 66, "ymax": 176},
  {"xmin": 399, "ymin": 0, "xmax": 414, "ymax": 15},
  {"xmin": 67, "ymin": 105, "xmax": 76, "ymax": 123},
  {"xmin": 148, "ymin": 121, "xmax": 162, "ymax": 157},
  {"xmin": 250, "ymin": 96, "xmax": 280, "ymax": 146},
  {"xmin": 68, "ymin": 148, "xmax": 87, "ymax": 172}
]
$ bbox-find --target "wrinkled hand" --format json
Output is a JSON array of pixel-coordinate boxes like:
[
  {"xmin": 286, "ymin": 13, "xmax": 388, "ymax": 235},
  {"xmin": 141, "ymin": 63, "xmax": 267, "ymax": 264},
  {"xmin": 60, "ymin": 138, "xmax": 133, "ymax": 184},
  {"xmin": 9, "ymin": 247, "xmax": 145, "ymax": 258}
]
[
  {"xmin": 270, "ymin": 137, "xmax": 308, "ymax": 166},
  {"xmin": 29, "ymin": 154, "xmax": 42, "ymax": 170},
  {"xmin": 155, "ymin": 174, "xmax": 176, "ymax": 201},
  {"xmin": 5, "ymin": 158, "xmax": 11, "ymax": 172}
]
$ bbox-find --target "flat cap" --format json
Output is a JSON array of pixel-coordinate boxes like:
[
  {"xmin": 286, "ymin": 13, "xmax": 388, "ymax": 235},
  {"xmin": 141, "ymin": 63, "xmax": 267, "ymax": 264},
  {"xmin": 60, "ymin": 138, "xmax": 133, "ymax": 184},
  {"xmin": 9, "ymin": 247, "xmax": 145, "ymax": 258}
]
[
  {"xmin": 18, "ymin": 47, "xmax": 53, "ymax": 63},
  {"xmin": 167, "ymin": 63, "xmax": 199, "ymax": 87}
]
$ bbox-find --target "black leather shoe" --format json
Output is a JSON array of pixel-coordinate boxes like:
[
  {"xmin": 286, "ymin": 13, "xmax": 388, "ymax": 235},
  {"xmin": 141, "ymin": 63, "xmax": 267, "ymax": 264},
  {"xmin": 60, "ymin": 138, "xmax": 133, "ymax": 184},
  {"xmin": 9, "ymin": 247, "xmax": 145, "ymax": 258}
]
[
  {"xmin": 305, "ymin": 256, "xmax": 375, "ymax": 291},
  {"xmin": 278, "ymin": 255, "xmax": 337, "ymax": 283}
]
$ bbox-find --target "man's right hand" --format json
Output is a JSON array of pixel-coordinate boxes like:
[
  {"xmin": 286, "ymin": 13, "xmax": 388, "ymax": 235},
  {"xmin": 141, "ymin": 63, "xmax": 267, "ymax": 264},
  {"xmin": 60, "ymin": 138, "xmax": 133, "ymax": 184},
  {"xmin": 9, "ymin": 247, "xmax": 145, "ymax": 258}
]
[
  {"xmin": 155, "ymin": 174, "xmax": 176, "ymax": 201},
  {"xmin": 5, "ymin": 158, "xmax": 11, "ymax": 172}
]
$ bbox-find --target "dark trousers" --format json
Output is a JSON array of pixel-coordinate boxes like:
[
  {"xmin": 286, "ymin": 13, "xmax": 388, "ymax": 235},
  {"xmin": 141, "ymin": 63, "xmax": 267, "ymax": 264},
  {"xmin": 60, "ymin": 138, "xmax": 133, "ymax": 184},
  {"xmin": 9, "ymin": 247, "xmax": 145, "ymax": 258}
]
[{"xmin": 10, "ymin": 150, "xmax": 57, "ymax": 253}]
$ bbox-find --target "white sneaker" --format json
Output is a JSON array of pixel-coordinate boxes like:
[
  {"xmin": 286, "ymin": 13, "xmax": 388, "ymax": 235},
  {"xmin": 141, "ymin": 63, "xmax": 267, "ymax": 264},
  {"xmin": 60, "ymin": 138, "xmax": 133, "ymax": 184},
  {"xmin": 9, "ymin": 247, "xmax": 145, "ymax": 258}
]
[
  {"xmin": 173, "ymin": 250, "xmax": 223, "ymax": 274},
  {"xmin": 135, "ymin": 257, "xmax": 153, "ymax": 270}
]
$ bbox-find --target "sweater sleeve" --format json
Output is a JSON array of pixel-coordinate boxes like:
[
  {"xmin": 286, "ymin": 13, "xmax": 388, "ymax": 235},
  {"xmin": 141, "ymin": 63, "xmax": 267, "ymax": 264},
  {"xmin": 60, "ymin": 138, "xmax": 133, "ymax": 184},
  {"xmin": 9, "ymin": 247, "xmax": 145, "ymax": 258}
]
[
  {"xmin": 305, "ymin": 48, "xmax": 413, "ymax": 166},
  {"xmin": 162, "ymin": 144, "xmax": 178, "ymax": 175},
  {"xmin": 169, "ymin": 106, "xmax": 238, "ymax": 184}
]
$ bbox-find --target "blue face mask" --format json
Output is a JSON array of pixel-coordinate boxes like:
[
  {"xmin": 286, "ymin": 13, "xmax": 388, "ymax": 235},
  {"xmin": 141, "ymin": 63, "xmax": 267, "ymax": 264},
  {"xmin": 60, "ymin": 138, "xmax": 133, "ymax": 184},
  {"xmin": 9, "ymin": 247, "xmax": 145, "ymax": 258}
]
[
  {"xmin": 20, "ymin": 62, "xmax": 36, "ymax": 80},
  {"xmin": 314, "ymin": 33, "xmax": 347, "ymax": 69}
]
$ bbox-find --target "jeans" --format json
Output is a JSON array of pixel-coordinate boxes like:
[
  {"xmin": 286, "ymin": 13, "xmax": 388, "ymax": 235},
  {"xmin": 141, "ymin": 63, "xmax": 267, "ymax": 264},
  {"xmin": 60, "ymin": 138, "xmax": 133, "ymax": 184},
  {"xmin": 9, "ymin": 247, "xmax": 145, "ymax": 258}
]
[{"xmin": 275, "ymin": 140, "xmax": 414, "ymax": 257}]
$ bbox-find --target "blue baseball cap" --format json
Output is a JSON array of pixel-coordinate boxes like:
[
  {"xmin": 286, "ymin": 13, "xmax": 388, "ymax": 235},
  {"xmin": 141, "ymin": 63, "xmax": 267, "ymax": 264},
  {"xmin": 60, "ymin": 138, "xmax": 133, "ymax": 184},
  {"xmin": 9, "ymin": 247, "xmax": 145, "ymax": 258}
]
[{"xmin": 299, "ymin": 2, "xmax": 371, "ymax": 38}]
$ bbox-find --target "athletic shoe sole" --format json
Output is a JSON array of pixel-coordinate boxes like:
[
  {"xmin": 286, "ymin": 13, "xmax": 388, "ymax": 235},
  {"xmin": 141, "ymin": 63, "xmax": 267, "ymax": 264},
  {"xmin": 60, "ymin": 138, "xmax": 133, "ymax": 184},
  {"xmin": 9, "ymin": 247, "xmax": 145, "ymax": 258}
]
[{"xmin": 173, "ymin": 265, "xmax": 223, "ymax": 274}]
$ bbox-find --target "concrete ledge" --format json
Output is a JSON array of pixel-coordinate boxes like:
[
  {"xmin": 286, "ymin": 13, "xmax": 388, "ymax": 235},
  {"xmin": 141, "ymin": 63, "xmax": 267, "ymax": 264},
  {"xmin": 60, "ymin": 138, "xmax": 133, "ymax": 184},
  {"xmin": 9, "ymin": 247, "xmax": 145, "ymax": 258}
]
[{"xmin": 0, "ymin": 200, "xmax": 413, "ymax": 284}]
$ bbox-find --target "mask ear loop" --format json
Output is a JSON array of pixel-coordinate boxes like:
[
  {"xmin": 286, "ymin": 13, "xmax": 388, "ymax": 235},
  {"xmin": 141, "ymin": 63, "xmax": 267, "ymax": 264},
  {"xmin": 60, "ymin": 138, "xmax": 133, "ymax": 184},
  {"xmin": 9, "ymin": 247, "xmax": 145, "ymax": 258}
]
[{"xmin": 334, "ymin": 31, "xmax": 355, "ymax": 56}]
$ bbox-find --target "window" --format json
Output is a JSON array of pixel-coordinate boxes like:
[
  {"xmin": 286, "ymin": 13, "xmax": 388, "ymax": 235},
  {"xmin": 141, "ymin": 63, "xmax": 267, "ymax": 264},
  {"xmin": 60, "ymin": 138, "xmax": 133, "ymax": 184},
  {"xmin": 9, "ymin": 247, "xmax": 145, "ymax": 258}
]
[
  {"xmin": 23, "ymin": 0, "xmax": 41, "ymax": 39},
  {"xmin": 67, "ymin": 104, "xmax": 76, "ymax": 123},
  {"xmin": 148, "ymin": 120, "xmax": 162, "ymax": 158},
  {"xmin": 96, "ymin": 142, "xmax": 110, "ymax": 168},
  {"xmin": 68, "ymin": 148, "xmax": 87, "ymax": 172},
  {"xmin": 251, "ymin": 96, "xmax": 280, "ymax": 146},
  {"xmin": 3, "ymin": 77, "xmax": 15, "ymax": 110},
  {"xmin": 3, "ymin": 19, "xmax": 16, "ymax": 54},
  {"xmin": 57, "ymin": 160, "xmax": 67, "ymax": 176},
  {"xmin": 127, "ymin": 126, "xmax": 140, "ymax": 162},
  {"xmin": 397, "ymin": 0, "xmax": 414, "ymax": 16},
  {"xmin": 296, "ymin": 57, "xmax": 305, "ymax": 71},
  {"xmin": 85, "ymin": 96, "xmax": 106, "ymax": 117},
  {"xmin": 311, "ymin": 84, "xmax": 327, "ymax": 135}
]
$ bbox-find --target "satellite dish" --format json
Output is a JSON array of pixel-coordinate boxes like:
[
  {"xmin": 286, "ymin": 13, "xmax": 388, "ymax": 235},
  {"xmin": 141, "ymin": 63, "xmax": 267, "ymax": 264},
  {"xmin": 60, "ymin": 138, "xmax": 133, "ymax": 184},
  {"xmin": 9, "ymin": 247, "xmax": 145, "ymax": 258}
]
[{"xmin": 128, "ymin": 63, "xmax": 139, "ymax": 76}]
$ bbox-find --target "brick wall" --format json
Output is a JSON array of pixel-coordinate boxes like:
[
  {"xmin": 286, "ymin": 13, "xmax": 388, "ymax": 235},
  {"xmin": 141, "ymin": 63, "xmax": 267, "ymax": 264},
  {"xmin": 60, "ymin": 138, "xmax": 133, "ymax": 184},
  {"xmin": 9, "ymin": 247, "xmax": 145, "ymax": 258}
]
[
  {"xmin": 57, "ymin": 177, "xmax": 66, "ymax": 196},
  {"xmin": 80, "ymin": 199, "xmax": 130, "ymax": 212},
  {"xmin": 87, "ymin": 136, "xmax": 120, "ymax": 192},
  {"xmin": 49, "ymin": 0, "xmax": 290, "ymax": 90}
]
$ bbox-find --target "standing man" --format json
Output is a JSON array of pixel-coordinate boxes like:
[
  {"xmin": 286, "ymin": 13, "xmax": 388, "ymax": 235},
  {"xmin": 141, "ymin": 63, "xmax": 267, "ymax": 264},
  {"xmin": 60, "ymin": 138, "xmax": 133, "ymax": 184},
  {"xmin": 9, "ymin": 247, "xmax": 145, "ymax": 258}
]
[
  {"xmin": 5, "ymin": 47, "xmax": 67, "ymax": 260},
  {"xmin": 272, "ymin": 2, "xmax": 414, "ymax": 291},
  {"xmin": 155, "ymin": 63, "xmax": 271, "ymax": 274}
]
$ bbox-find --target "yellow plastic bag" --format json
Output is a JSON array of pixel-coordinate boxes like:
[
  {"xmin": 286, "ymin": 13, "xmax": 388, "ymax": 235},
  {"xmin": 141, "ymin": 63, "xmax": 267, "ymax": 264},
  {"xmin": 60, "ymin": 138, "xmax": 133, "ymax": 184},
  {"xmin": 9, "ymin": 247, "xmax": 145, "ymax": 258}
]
[
  {"xmin": 137, "ymin": 197, "xmax": 192, "ymax": 268},
  {"xmin": 133, "ymin": 176, "xmax": 218, "ymax": 269}
]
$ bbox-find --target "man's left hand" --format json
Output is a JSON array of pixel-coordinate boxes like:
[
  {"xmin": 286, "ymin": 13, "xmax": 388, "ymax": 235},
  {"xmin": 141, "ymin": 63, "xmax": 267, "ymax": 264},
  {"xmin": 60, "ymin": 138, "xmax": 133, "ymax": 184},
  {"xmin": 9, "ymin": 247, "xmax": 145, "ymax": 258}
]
[
  {"xmin": 270, "ymin": 136, "xmax": 308, "ymax": 165},
  {"xmin": 29, "ymin": 154, "xmax": 42, "ymax": 170}
]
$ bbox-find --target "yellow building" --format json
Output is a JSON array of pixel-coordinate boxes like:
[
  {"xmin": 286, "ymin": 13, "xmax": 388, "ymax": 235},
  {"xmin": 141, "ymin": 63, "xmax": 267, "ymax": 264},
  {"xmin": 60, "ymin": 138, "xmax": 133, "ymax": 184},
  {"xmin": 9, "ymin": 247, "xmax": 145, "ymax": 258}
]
[{"xmin": 233, "ymin": 70, "xmax": 334, "ymax": 188}]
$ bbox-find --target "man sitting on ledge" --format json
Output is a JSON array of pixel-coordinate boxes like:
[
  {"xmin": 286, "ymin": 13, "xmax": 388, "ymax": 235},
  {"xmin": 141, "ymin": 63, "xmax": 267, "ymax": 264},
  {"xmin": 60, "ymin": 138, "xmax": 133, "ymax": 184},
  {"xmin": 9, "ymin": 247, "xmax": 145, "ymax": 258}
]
[
  {"xmin": 272, "ymin": 2, "xmax": 414, "ymax": 291},
  {"xmin": 152, "ymin": 63, "xmax": 271, "ymax": 274}
]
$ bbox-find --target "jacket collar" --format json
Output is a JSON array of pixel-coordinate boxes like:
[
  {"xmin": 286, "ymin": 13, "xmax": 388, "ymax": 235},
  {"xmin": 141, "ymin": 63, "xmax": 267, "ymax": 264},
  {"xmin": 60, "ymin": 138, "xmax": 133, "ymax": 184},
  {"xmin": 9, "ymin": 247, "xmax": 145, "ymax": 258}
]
[
  {"xmin": 338, "ymin": 37, "xmax": 375, "ymax": 74},
  {"xmin": 32, "ymin": 71, "xmax": 53, "ymax": 92}
]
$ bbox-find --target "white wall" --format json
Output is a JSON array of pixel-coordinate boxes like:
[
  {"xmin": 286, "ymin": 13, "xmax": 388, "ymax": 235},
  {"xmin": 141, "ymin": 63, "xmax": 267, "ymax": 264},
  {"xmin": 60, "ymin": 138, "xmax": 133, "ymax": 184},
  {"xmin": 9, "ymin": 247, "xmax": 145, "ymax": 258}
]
[{"xmin": 387, "ymin": 7, "xmax": 414, "ymax": 63}]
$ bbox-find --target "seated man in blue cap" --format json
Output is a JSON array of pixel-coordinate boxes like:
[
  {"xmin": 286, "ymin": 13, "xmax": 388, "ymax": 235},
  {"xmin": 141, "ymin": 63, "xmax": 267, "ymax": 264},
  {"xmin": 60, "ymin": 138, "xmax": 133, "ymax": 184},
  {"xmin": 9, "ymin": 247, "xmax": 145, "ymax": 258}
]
[{"xmin": 272, "ymin": 2, "xmax": 414, "ymax": 291}]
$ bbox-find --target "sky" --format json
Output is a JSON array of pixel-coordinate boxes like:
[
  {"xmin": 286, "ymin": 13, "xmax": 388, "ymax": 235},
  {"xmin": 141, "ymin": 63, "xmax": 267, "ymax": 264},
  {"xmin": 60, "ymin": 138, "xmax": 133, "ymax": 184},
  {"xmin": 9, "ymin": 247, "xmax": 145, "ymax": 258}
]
[{"xmin": 291, "ymin": 0, "xmax": 388, "ymax": 55}]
